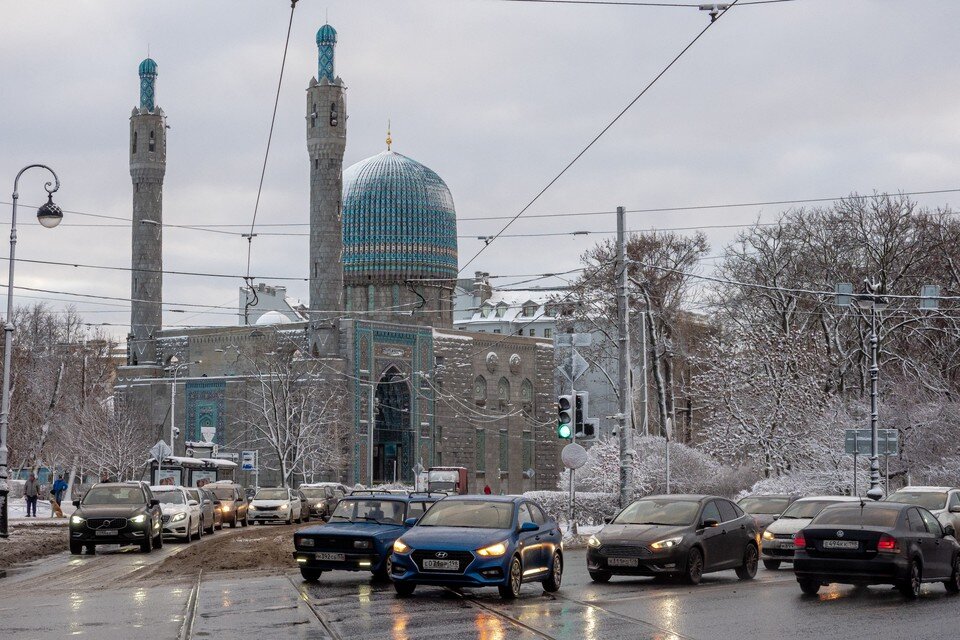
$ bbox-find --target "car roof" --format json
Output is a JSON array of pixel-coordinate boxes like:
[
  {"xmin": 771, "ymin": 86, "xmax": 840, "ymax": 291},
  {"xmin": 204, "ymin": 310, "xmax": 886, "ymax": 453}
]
[
  {"xmin": 794, "ymin": 495, "xmax": 862, "ymax": 503},
  {"xmin": 150, "ymin": 485, "xmax": 186, "ymax": 491},
  {"xmin": 739, "ymin": 494, "xmax": 798, "ymax": 499},
  {"xmin": 639, "ymin": 494, "xmax": 713, "ymax": 502},
  {"xmin": 890, "ymin": 486, "xmax": 956, "ymax": 492},
  {"xmin": 822, "ymin": 500, "xmax": 904, "ymax": 510},
  {"xmin": 440, "ymin": 495, "xmax": 524, "ymax": 504}
]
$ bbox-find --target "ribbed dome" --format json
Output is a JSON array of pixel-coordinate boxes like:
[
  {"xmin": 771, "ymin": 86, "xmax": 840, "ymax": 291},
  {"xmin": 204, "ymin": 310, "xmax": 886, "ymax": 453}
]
[
  {"xmin": 138, "ymin": 58, "xmax": 158, "ymax": 76},
  {"xmin": 316, "ymin": 24, "xmax": 337, "ymax": 45},
  {"xmin": 342, "ymin": 150, "xmax": 458, "ymax": 283}
]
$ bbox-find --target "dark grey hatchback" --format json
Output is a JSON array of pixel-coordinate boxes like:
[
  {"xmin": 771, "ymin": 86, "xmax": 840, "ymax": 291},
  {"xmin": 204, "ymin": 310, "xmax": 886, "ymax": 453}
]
[
  {"xmin": 793, "ymin": 501, "xmax": 960, "ymax": 598},
  {"xmin": 586, "ymin": 494, "xmax": 760, "ymax": 584}
]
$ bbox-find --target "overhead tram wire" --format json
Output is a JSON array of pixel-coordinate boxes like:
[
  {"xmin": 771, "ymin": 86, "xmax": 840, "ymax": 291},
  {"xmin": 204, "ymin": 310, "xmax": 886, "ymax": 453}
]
[
  {"xmin": 491, "ymin": 0, "xmax": 793, "ymax": 6},
  {"xmin": 456, "ymin": 0, "xmax": 742, "ymax": 275}
]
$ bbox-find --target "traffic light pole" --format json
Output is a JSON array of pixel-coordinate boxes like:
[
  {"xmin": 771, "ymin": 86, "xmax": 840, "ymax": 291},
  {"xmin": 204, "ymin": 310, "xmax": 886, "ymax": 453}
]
[{"xmin": 569, "ymin": 380, "xmax": 577, "ymax": 535}]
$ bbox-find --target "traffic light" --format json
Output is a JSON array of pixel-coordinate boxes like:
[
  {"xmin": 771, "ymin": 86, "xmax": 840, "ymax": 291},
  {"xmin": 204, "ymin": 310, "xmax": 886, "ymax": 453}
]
[
  {"xmin": 574, "ymin": 392, "xmax": 596, "ymax": 440},
  {"xmin": 557, "ymin": 394, "xmax": 574, "ymax": 439}
]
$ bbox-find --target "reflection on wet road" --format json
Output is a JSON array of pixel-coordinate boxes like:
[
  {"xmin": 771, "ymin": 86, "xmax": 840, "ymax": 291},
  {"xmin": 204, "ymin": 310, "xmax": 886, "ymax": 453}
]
[{"xmin": 4, "ymin": 547, "xmax": 960, "ymax": 639}]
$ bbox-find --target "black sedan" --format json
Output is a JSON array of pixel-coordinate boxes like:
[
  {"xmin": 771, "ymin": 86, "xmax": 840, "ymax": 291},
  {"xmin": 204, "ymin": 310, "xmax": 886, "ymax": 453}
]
[
  {"xmin": 586, "ymin": 494, "xmax": 760, "ymax": 585},
  {"xmin": 69, "ymin": 482, "xmax": 163, "ymax": 554},
  {"xmin": 793, "ymin": 501, "xmax": 960, "ymax": 598}
]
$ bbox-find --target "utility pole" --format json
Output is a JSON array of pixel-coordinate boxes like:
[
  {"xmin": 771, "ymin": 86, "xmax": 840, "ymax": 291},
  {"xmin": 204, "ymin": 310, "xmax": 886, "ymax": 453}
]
[{"xmin": 616, "ymin": 206, "xmax": 634, "ymax": 508}]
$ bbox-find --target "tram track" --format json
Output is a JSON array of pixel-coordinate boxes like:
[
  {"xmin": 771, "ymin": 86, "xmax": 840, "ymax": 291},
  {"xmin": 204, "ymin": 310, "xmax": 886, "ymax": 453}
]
[{"xmin": 444, "ymin": 587, "xmax": 558, "ymax": 640}]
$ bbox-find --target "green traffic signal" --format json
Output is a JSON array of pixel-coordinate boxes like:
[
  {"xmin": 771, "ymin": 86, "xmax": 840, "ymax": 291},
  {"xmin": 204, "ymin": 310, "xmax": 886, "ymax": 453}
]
[{"xmin": 557, "ymin": 422, "xmax": 572, "ymax": 439}]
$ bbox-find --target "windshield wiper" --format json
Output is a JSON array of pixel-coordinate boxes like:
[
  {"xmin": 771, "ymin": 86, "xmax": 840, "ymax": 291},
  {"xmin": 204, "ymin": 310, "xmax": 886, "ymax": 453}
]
[{"xmin": 633, "ymin": 521, "xmax": 676, "ymax": 526}]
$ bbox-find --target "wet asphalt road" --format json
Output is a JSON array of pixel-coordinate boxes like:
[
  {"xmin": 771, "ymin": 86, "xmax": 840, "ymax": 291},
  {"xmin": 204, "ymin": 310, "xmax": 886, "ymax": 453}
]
[{"xmin": 4, "ymin": 542, "xmax": 960, "ymax": 639}]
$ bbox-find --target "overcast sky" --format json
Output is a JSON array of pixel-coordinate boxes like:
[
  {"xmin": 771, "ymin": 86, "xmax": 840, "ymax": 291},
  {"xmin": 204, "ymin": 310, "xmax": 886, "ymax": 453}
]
[{"xmin": 2, "ymin": 0, "xmax": 957, "ymax": 339}]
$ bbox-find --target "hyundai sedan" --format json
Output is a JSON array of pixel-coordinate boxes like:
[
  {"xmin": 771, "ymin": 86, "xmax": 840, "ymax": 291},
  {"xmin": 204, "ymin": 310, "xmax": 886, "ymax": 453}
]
[{"xmin": 390, "ymin": 496, "xmax": 563, "ymax": 599}]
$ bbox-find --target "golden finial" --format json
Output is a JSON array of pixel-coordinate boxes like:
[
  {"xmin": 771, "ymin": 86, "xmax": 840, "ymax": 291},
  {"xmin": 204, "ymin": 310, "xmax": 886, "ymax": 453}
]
[{"xmin": 386, "ymin": 119, "xmax": 392, "ymax": 151}]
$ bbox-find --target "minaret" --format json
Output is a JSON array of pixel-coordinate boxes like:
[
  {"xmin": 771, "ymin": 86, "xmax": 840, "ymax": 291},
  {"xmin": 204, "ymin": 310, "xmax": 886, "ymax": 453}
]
[
  {"xmin": 307, "ymin": 24, "xmax": 347, "ymax": 317},
  {"xmin": 128, "ymin": 58, "xmax": 166, "ymax": 366}
]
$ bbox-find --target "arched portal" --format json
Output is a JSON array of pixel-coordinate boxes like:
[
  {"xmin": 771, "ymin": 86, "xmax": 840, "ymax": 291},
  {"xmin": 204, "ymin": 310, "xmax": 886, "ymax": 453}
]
[{"xmin": 374, "ymin": 366, "xmax": 413, "ymax": 484}]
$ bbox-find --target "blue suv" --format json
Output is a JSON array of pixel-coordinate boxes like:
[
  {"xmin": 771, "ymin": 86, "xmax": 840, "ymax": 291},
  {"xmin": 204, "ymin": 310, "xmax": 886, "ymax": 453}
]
[
  {"xmin": 293, "ymin": 491, "xmax": 442, "ymax": 581},
  {"xmin": 390, "ymin": 495, "xmax": 563, "ymax": 599}
]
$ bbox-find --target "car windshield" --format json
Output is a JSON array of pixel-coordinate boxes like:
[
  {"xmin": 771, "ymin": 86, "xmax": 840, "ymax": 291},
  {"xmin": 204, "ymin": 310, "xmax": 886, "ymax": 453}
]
[
  {"xmin": 811, "ymin": 505, "xmax": 900, "ymax": 527},
  {"xmin": 417, "ymin": 500, "xmax": 515, "ymax": 529},
  {"xmin": 738, "ymin": 497, "xmax": 791, "ymax": 515},
  {"xmin": 255, "ymin": 489, "xmax": 289, "ymax": 500},
  {"xmin": 330, "ymin": 499, "xmax": 404, "ymax": 524},
  {"xmin": 154, "ymin": 491, "xmax": 185, "ymax": 505},
  {"xmin": 300, "ymin": 489, "xmax": 327, "ymax": 499},
  {"xmin": 885, "ymin": 491, "xmax": 948, "ymax": 511},
  {"xmin": 82, "ymin": 486, "xmax": 145, "ymax": 506},
  {"xmin": 781, "ymin": 500, "xmax": 846, "ymax": 519},
  {"xmin": 613, "ymin": 499, "xmax": 700, "ymax": 526},
  {"xmin": 209, "ymin": 488, "xmax": 236, "ymax": 500}
]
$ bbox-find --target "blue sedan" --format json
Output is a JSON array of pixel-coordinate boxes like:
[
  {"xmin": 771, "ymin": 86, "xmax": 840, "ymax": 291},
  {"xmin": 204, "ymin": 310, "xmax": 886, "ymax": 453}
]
[{"xmin": 390, "ymin": 495, "xmax": 563, "ymax": 599}]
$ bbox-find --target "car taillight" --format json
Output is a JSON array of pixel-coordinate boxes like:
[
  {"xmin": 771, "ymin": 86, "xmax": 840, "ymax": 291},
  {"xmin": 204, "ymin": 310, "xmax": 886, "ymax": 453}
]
[
  {"xmin": 877, "ymin": 533, "xmax": 898, "ymax": 552},
  {"xmin": 793, "ymin": 533, "xmax": 806, "ymax": 549}
]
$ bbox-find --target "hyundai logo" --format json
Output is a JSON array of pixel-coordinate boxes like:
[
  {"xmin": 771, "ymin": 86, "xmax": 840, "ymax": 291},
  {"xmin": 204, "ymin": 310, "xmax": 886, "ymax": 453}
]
[
  {"xmin": 435, "ymin": 551, "xmax": 448, "ymax": 559},
  {"xmin": 836, "ymin": 530, "xmax": 845, "ymax": 538}
]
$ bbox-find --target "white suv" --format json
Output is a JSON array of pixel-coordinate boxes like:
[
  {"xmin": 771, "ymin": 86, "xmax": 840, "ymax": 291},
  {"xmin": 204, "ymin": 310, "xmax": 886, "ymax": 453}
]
[
  {"xmin": 151, "ymin": 485, "xmax": 203, "ymax": 541},
  {"xmin": 249, "ymin": 487, "xmax": 302, "ymax": 525},
  {"xmin": 885, "ymin": 486, "xmax": 960, "ymax": 533}
]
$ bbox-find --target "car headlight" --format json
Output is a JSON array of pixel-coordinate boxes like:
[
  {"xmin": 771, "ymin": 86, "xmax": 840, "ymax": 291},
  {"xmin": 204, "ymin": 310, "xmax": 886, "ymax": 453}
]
[
  {"xmin": 131, "ymin": 514, "xmax": 147, "ymax": 524},
  {"xmin": 762, "ymin": 530, "xmax": 775, "ymax": 541},
  {"xmin": 354, "ymin": 540, "xmax": 371, "ymax": 549},
  {"xmin": 71, "ymin": 515, "xmax": 85, "ymax": 525},
  {"xmin": 476, "ymin": 541, "xmax": 508, "ymax": 557},
  {"xmin": 650, "ymin": 536, "xmax": 683, "ymax": 550},
  {"xmin": 298, "ymin": 537, "xmax": 315, "ymax": 548},
  {"xmin": 315, "ymin": 502, "xmax": 325, "ymax": 508},
  {"xmin": 172, "ymin": 512, "xmax": 186, "ymax": 522},
  {"xmin": 393, "ymin": 539, "xmax": 410, "ymax": 554},
  {"xmin": 222, "ymin": 504, "xmax": 231, "ymax": 511},
  {"xmin": 587, "ymin": 535, "xmax": 601, "ymax": 548},
  {"xmin": 279, "ymin": 504, "xmax": 289, "ymax": 511}
]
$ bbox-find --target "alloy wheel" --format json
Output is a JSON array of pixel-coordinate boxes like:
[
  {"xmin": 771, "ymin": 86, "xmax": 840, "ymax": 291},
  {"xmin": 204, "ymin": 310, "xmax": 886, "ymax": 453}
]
[{"xmin": 686, "ymin": 548, "xmax": 703, "ymax": 585}]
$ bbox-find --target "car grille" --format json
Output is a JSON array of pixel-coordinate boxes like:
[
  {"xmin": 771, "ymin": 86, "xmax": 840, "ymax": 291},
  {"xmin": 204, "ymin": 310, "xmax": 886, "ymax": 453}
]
[
  {"xmin": 86, "ymin": 518, "xmax": 127, "ymax": 530},
  {"xmin": 303, "ymin": 536, "xmax": 373, "ymax": 552},
  {"xmin": 599, "ymin": 544, "xmax": 652, "ymax": 557},
  {"xmin": 255, "ymin": 505, "xmax": 279, "ymax": 511},
  {"xmin": 411, "ymin": 550, "xmax": 474, "ymax": 574}
]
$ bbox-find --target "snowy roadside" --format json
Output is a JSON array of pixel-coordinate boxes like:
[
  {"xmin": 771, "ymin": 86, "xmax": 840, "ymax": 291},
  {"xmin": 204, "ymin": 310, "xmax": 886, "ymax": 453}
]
[
  {"xmin": 8, "ymin": 499, "xmax": 74, "ymax": 525},
  {"xmin": 561, "ymin": 523, "xmax": 602, "ymax": 548},
  {"xmin": 0, "ymin": 522, "xmax": 67, "ymax": 569}
]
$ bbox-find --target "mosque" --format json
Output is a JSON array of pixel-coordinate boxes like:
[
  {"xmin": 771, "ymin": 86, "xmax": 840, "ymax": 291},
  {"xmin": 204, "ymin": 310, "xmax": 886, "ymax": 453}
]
[{"xmin": 116, "ymin": 24, "xmax": 559, "ymax": 491}]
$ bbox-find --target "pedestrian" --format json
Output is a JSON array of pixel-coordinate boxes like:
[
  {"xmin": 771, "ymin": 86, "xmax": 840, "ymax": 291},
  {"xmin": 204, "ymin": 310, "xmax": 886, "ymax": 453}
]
[
  {"xmin": 24, "ymin": 473, "xmax": 39, "ymax": 517},
  {"xmin": 99, "ymin": 472, "xmax": 113, "ymax": 483},
  {"xmin": 483, "ymin": 485, "xmax": 491, "ymax": 495},
  {"xmin": 53, "ymin": 474, "xmax": 68, "ymax": 505}
]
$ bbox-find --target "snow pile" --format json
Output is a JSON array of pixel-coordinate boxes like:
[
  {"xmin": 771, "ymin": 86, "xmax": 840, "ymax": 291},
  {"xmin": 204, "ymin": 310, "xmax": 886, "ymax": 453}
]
[{"xmin": 523, "ymin": 490, "xmax": 616, "ymax": 526}]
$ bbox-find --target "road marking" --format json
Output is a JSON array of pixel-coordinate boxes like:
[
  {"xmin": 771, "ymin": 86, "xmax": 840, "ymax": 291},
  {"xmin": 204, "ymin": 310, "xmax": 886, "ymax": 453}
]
[
  {"xmin": 444, "ymin": 587, "xmax": 558, "ymax": 640},
  {"xmin": 550, "ymin": 591, "xmax": 696, "ymax": 639},
  {"xmin": 178, "ymin": 569, "xmax": 201, "ymax": 640},
  {"xmin": 287, "ymin": 574, "xmax": 343, "ymax": 640}
]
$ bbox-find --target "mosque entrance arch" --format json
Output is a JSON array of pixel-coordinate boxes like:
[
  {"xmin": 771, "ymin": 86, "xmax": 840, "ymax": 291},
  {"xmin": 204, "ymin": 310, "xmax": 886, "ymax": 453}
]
[{"xmin": 374, "ymin": 366, "xmax": 414, "ymax": 484}]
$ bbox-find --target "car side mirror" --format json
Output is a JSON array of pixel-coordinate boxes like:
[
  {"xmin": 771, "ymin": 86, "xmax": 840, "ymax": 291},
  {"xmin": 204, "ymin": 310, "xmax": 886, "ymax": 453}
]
[
  {"xmin": 950, "ymin": 505, "xmax": 960, "ymax": 514},
  {"xmin": 189, "ymin": 500, "xmax": 199, "ymax": 507},
  {"xmin": 519, "ymin": 521, "xmax": 539, "ymax": 533},
  {"xmin": 150, "ymin": 499, "xmax": 160, "ymax": 507},
  {"xmin": 701, "ymin": 519, "xmax": 719, "ymax": 528},
  {"xmin": 73, "ymin": 499, "xmax": 81, "ymax": 508},
  {"xmin": 945, "ymin": 525, "xmax": 956, "ymax": 538},
  {"xmin": 404, "ymin": 517, "xmax": 418, "ymax": 527}
]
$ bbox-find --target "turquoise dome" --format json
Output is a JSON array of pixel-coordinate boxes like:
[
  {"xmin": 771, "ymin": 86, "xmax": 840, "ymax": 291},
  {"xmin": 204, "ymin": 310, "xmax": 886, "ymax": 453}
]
[
  {"xmin": 342, "ymin": 151, "xmax": 458, "ymax": 283},
  {"xmin": 316, "ymin": 24, "xmax": 337, "ymax": 45},
  {"xmin": 138, "ymin": 58, "xmax": 158, "ymax": 76}
]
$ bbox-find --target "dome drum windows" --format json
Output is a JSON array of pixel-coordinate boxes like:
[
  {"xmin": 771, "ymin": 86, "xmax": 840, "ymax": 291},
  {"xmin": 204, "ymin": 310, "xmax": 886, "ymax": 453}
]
[
  {"xmin": 149, "ymin": 131, "xmax": 156, "ymax": 153},
  {"xmin": 474, "ymin": 376, "xmax": 487, "ymax": 407},
  {"xmin": 497, "ymin": 378, "xmax": 510, "ymax": 411}
]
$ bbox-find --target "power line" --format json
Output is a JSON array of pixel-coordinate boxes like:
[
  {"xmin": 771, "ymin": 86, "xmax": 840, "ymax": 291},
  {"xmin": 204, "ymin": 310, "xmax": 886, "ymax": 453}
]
[
  {"xmin": 490, "ymin": 0, "xmax": 796, "ymax": 7},
  {"xmin": 457, "ymin": 0, "xmax": 742, "ymax": 274}
]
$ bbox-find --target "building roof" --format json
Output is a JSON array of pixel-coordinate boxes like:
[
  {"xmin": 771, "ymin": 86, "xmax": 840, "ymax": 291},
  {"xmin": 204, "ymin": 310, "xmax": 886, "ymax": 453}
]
[
  {"xmin": 138, "ymin": 58, "xmax": 158, "ymax": 76},
  {"xmin": 342, "ymin": 150, "xmax": 458, "ymax": 284},
  {"xmin": 316, "ymin": 24, "xmax": 337, "ymax": 44}
]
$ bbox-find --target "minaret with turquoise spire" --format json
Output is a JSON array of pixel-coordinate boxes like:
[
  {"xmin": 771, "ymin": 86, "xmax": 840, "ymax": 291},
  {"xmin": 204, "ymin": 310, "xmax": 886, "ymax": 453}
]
[
  {"xmin": 128, "ymin": 57, "xmax": 166, "ymax": 367},
  {"xmin": 307, "ymin": 24, "xmax": 346, "ymax": 326}
]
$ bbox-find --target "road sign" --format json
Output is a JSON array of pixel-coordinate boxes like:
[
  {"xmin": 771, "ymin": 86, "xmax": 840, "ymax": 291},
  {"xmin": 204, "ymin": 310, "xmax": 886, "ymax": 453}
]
[
  {"xmin": 555, "ymin": 333, "xmax": 593, "ymax": 348},
  {"xmin": 844, "ymin": 429, "xmax": 898, "ymax": 456},
  {"xmin": 561, "ymin": 443, "xmax": 588, "ymax": 470},
  {"xmin": 557, "ymin": 350, "xmax": 589, "ymax": 383},
  {"xmin": 150, "ymin": 440, "xmax": 172, "ymax": 461},
  {"xmin": 241, "ymin": 450, "xmax": 257, "ymax": 471},
  {"xmin": 214, "ymin": 452, "xmax": 239, "ymax": 460}
]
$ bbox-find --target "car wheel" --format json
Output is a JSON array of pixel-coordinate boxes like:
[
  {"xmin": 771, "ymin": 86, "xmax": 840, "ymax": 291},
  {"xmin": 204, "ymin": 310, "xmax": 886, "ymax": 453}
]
[
  {"xmin": 394, "ymin": 581, "xmax": 416, "ymax": 597},
  {"xmin": 735, "ymin": 544, "xmax": 758, "ymax": 580},
  {"xmin": 542, "ymin": 552, "xmax": 562, "ymax": 593},
  {"xmin": 154, "ymin": 531, "xmax": 163, "ymax": 549},
  {"xmin": 140, "ymin": 532, "xmax": 153, "ymax": 553},
  {"xmin": 797, "ymin": 578, "xmax": 820, "ymax": 596},
  {"xmin": 944, "ymin": 557, "xmax": 960, "ymax": 594},
  {"xmin": 196, "ymin": 519, "xmax": 203, "ymax": 540},
  {"xmin": 763, "ymin": 559, "xmax": 781, "ymax": 571},
  {"xmin": 241, "ymin": 516, "xmax": 249, "ymax": 527},
  {"xmin": 498, "ymin": 556, "xmax": 523, "ymax": 600},
  {"xmin": 897, "ymin": 559, "xmax": 922, "ymax": 599},
  {"xmin": 70, "ymin": 541, "xmax": 83, "ymax": 555},
  {"xmin": 373, "ymin": 557, "xmax": 392, "ymax": 581},
  {"xmin": 300, "ymin": 568, "xmax": 322, "ymax": 582},
  {"xmin": 589, "ymin": 570, "xmax": 611, "ymax": 583},
  {"xmin": 206, "ymin": 518, "xmax": 215, "ymax": 535},
  {"xmin": 683, "ymin": 548, "xmax": 704, "ymax": 585}
]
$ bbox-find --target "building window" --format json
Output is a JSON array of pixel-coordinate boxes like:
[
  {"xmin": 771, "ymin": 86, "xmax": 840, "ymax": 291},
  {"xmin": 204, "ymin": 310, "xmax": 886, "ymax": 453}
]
[
  {"xmin": 132, "ymin": 132, "xmax": 138, "ymax": 154},
  {"xmin": 499, "ymin": 429, "xmax": 509, "ymax": 475},
  {"xmin": 148, "ymin": 131, "xmax": 156, "ymax": 152},
  {"xmin": 493, "ymin": 329, "xmax": 501, "ymax": 334},
  {"xmin": 544, "ymin": 328, "xmax": 553, "ymax": 339},
  {"xmin": 475, "ymin": 428, "xmax": 486, "ymax": 474},
  {"xmin": 435, "ymin": 425, "xmax": 443, "ymax": 466},
  {"xmin": 528, "ymin": 329, "xmax": 536, "ymax": 337},
  {"xmin": 522, "ymin": 304, "xmax": 536, "ymax": 317},
  {"xmin": 329, "ymin": 101, "xmax": 339, "ymax": 127},
  {"xmin": 311, "ymin": 102, "xmax": 317, "ymax": 127},
  {"xmin": 480, "ymin": 304, "xmax": 491, "ymax": 318},
  {"xmin": 522, "ymin": 430, "xmax": 533, "ymax": 472},
  {"xmin": 497, "ymin": 377, "xmax": 510, "ymax": 411},
  {"xmin": 520, "ymin": 379, "xmax": 534, "ymax": 415},
  {"xmin": 495, "ymin": 304, "xmax": 507, "ymax": 318},
  {"xmin": 474, "ymin": 376, "xmax": 487, "ymax": 406}
]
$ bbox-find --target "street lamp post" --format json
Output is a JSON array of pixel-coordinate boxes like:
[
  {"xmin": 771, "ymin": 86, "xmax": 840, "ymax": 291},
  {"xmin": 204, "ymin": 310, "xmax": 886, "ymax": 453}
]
[
  {"xmin": 165, "ymin": 356, "xmax": 201, "ymax": 469},
  {"xmin": 856, "ymin": 280, "xmax": 887, "ymax": 501},
  {"xmin": 0, "ymin": 164, "xmax": 63, "ymax": 538}
]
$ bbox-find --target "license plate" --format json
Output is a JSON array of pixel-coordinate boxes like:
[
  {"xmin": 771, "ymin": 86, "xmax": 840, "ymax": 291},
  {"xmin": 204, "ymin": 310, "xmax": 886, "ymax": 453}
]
[
  {"xmin": 608, "ymin": 557, "xmax": 639, "ymax": 567},
  {"xmin": 315, "ymin": 552, "xmax": 345, "ymax": 562},
  {"xmin": 423, "ymin": 559, "xmax": 460, "ymax": 571},
  {"xmin": 95, "ymin": 530, "xmax": 118, "ymax": 537},
  {"xmin": 822, "ymin": 539, "xmax": 859, "ymax": 550}
]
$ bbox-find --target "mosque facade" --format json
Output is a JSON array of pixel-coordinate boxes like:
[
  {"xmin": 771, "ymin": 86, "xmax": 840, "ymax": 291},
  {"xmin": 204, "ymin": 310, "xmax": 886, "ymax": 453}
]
[{"xmin": 116, "ymin": 24, "xmax": 559, "ymax": 492}]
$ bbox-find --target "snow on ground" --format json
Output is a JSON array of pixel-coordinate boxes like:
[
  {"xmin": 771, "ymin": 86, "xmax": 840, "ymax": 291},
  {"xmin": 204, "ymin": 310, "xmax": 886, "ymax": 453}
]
[{"xmin": 8, "ymin": 499, "xmax": 74, "ymax": 524}]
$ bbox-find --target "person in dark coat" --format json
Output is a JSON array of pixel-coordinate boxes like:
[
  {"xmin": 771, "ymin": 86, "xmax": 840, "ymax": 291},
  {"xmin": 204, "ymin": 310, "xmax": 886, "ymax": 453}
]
[{"xmin": 23, "ymin": 473, "xmax": 39, "ymax": 517}]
